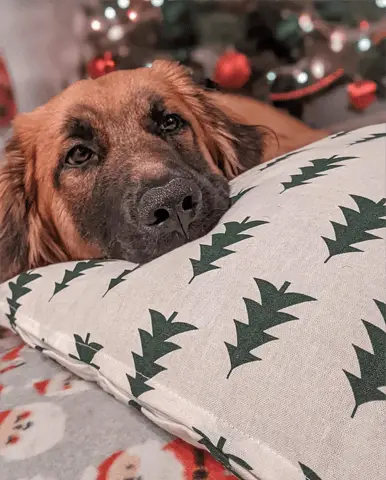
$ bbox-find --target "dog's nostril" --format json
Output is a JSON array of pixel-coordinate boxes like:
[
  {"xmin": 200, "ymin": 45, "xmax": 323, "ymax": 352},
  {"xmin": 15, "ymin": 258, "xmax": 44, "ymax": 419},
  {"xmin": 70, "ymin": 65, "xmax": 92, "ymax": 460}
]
[
  {"xmin": 150, "ymin": 208, "xmax": 170, "ymax": 226},
  {"xmin": 181, "ymin": 195, "xmax": 196, "ymax": 212}
]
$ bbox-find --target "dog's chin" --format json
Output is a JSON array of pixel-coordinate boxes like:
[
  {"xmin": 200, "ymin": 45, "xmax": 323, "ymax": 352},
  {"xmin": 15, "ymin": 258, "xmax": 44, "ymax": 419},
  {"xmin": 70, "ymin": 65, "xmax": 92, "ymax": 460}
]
[{"xmin": 114, "ymin": 204, "xmax": 229, "ymax": 265}]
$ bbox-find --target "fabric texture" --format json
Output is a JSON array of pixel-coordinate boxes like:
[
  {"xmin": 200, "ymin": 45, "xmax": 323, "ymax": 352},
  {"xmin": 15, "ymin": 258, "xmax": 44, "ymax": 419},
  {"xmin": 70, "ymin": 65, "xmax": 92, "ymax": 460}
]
[
  {"xmin": 0, "ymin": 334, "xmax": 237, "ymax": 480},
  {"xmin": 1, "ymin": 124, "xmax": 385, "ymax": 480}
]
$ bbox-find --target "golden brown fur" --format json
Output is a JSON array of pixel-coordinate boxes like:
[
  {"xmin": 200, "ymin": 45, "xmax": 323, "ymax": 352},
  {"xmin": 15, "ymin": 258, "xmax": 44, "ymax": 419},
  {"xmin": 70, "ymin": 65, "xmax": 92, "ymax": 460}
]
[{"xmin": 0, "ymin": 60, "xmax": 328, "ymax": 284}]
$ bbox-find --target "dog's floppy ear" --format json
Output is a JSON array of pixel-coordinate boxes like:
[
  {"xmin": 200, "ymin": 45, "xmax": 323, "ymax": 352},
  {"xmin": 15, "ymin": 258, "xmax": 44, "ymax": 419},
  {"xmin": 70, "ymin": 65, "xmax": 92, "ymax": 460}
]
[
  {"xmin": 197, "ymin": 94, "xmax": 266, "ymax": 180},
  {"xmin": 187, "ymin": 75, "xmax": 266, "ymax": 179},
  {"xmin": 0, "ymin": 114, "xmax": 67, "ymax": 283}
]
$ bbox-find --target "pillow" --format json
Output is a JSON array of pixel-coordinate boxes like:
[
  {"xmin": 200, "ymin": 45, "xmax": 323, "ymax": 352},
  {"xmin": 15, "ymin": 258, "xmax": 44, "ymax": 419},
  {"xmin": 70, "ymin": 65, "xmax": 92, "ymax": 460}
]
[{"xmin": 1, "ymin": 124, "xmax": 385, "ymax": 480}]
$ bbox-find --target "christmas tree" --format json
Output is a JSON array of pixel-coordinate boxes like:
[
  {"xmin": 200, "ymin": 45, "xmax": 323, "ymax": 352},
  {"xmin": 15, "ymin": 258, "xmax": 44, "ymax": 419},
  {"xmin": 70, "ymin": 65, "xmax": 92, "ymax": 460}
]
[
  {"xmin": 226, "ymin": 278, "xmax": 316, "ymax": 378},
  {"xmin": 69, "ymin": 333, "xmax": 104, "ymax": 370},
  {"xmin": 127, "ymin": 309, "xmax": 197, "ymax": 398},
  {"xmin": 6, "ymin": 271, "xmax": 42, "ymax": 328},
  {"xmin": 323, "ymin": 195, "xmax": 386, "ymax": 263},
  {"xmin": 344, "ymin": 299, "xmax": 386, "ymax": 418},
  {"xmin": 189, "ymin": 217, "xmax": 268, "ymax": 284},
  {"xmin": 76, "ymin": 0, "xmax": 386, "ymax": 118}
]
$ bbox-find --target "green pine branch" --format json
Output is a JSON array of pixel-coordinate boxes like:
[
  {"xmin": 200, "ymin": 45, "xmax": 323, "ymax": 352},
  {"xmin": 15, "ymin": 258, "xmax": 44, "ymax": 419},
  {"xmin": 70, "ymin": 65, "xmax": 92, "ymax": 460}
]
[
  {"xmin": 323, "ymin": 195, "xmax": 386, "ymax": 263},
  {"xmin": 189, "ymin": 217, "xmax": 268, "ymax": 284},
  {"xmin": 127, "ymin": 309, "xmax": 197, "ymax": 398},
  {"xmin": 69, "ymin": 332, "xmax": 104, "ymax": 370},
  {"xmin": 260, "ymin": 147, "xmax": 310, "ymax": 172},
  {"xmin": 193, "ymin": 428, "xmax": 252, "ymax": 478},
  {"xmin": 299, "ymin": 462, "xmax": 322, "ymax": 480},
  {"xmin": 49, "ymin": 260, "xmax": 103, "ymax": 301},
  {"xmin": 230, "ymin": 187, "xmax": 255, "ymax": 206},
  {"xmin": 349, "ymin": 132, "xmax": 386, "ymax": 146},
  {"xmin": 344, "ymin": 300, "xmax": 386, "ymax": 418},
  {"xmin": 226, "ymin": 278, "xmax": 316, "ymax": 378},
  {"xmin": 6, "ymin": 271, "xmax": 42, "ymax": 328},
  {"xmin": 281, "ymin": 155, "xmax": 358, "ymax": 193},
  {"xmin": 102, "ymin": 266, "xmax": 139, "ymax": 297},
  {"xmin": 330, "ymin": 130, "xmax": 349, "ymax": 139}
]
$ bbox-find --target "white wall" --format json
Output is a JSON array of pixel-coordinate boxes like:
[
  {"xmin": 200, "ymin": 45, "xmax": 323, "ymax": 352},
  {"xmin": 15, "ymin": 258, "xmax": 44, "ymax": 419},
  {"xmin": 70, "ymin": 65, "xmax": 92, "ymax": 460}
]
[{"xmin": 0, "ymin": 0, "xmax": 83, "ymax": 113}]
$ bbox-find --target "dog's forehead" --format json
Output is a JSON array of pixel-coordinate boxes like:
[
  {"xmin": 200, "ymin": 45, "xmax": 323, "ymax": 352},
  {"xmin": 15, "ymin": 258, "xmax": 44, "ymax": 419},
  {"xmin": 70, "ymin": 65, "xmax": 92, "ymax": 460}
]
[{"xmin": 57, "ymin": 68, "xmax": 181, "ymax": 118}]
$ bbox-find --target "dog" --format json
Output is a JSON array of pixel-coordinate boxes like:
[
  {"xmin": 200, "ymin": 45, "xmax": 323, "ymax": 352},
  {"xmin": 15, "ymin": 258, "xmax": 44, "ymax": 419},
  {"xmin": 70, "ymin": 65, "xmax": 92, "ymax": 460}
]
[{"xmin": 0, "ymin": 60, "xmax": 327, "ymax": 284}]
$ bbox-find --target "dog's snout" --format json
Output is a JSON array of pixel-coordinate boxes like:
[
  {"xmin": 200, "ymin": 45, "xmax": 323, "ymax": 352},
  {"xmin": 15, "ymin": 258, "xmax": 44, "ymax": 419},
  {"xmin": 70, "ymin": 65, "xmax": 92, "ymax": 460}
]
[{"xmin": 138, "ymin": 178, "xmax": 202, "ymax": 238}]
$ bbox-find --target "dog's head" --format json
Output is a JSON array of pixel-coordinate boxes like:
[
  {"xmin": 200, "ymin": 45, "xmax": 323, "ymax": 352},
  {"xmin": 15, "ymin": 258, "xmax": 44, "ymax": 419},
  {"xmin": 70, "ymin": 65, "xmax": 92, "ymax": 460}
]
[{"xmin": 0, "ymin": 61, "xmax": 263, "ymax": 282}]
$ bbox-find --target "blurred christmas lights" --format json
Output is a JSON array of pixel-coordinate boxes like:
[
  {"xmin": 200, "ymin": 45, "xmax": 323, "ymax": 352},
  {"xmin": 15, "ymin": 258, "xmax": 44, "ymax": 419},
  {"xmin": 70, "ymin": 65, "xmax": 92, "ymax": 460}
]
[
  {"xmin": 296, "ymin": 71, "xmax": 309, "ymax": 84},
  {"xmin": 150, "ymin": 0, "xmax": 164, "ymax": 6},
  {"xmin": 330, "ymin": 30, "xmax": 346, "ymax": 53},
  {"xmin": 311, "ymin": 59, "xmax": 325, "ymax": 79},
  {"xmin": 91, "ymin": 19, "xmax": 102, "ymax": 31},
  {"xmin": 298, "ymin": 13, "xmax": 314, "ymax": 33},
  {"xmin": 266, "ymin": 71, "xmax": 277, "ymax": 82},
  {"xmin": 357, "ymin": 36, "xmax": 372, "ymax": 52},
  {"xmin": 127, "ymin": 10, "xmax": 138, "ymax": 21},
  {"xmin": 104, "ymin": 7, "xmax": 116, "ymax": 20},
  {"xmin": 375, "ymin": 0, "xmax": 386, "ymax": 7},
  {"xmin": 107, "ymin": 25, "xmax": 125, "ymax": 41},
  {"xmin": 117, "ymin": 0, "xmax": 130, "ymax": 8}
]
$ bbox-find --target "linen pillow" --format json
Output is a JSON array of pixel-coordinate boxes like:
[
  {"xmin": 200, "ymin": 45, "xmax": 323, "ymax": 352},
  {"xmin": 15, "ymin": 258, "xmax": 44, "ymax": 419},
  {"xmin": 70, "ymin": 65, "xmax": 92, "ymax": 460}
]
[{"xmin": 1, "ymin": 124, "xmax": 385, "ymax": 480}]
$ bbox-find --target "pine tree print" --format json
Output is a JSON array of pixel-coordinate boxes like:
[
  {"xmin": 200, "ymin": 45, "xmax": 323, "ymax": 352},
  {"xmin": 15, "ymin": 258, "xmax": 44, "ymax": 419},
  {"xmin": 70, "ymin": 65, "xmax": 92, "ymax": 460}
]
[
  {"xmin": 226, "ymin": 278, "xmax": 316, "ymax": 378},
  {"xmin": 6, "ymin": 271, "xmax": 42, "ymax": 328},
  {"xmin": 102, "ymin": 266, "xmax": 139, "ymax": 297},
  {"xmin": 189, "ymin": 217, "xmax": 268, "ymax": 284},
  {"xmin": 349, "ymin": 132, "xmax": 386, "ymax": 146},
  {"xmin": 281, "ymin": 154, "xmax": 358, "ymax": 193},
  {"xmin": 230, "ymin": 187, "xmax": 255, "ymax": 206},
  {"xmin": 49, "ymin": 260, "xmax": 103, "ymax": 300},
  {"xmin": 323, "ymin": 195, "xmax": 386, "ymax": 263},
  {"xmin": 69, "ymin": 333, "xmax": 104, "ymax": 369},
  {"xmin": 192, "ymin": 428, "xmax": 252, "ymax": 478},
  {"xmin": 330, "ymin": 130, "xmax": 349, "ymax": 139},
  {"xmin": 260, "ymin": 147, "xmax": 310, "ymax": 172},
  {"xmin": 127, "ymin": 309, "xmax": 197, "ymax": 398},
  {"xmin": 344, "ymin": 300, "xmax": 386, "ymax": 418},
  {"xmin": 299, "ymin": 462, "xmax": 322, "ymax": 480}
]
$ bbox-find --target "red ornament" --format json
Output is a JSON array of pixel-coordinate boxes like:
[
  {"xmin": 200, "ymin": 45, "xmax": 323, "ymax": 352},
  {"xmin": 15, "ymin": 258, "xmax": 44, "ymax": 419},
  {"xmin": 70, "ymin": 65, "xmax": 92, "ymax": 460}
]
[
  {"xmin": 214, "ymin": 50, "xmax": 251, "ymax": 89},
  {"xmin": 87, "ymin": 52, "xmax": 116, "ymax": 79},
  {"xmin": 347, "ymin": 80, "xmax": 377, "ymax": 110}
]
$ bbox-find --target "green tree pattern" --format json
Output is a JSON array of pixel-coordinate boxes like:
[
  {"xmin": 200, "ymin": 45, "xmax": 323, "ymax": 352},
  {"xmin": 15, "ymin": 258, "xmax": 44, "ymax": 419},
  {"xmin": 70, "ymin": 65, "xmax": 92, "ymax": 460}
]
[
  {"xmin": 323, "ymin": 195, "xmax": 386, "ymax": 263},
  {"xmin": 230, "ymin": 187, "xmax": 255, "ymax": 206},
  {"xmin": 69, "ymin": 333, "xmax": 104, "ymax": 370},
  {"xmin": 127, "ymin": 310, "xmax": 197, "ymax": 398},
  {"xmin": 192, "ymin": 428, "xmax": 252, "ymax": 478},
  {"xmin": 281, "ymin": 155, "xmax": 358, "ymax": 193},
  {"xmin": 50, "ymin": 260, "xmax": 103, "ymax": 301},
  {"xmin": 299, "ymin": 462, "xmax": 322, "ymax": 480},
  {"xmin": 260, "ymin": 147, "xmax": 310, "ymax": 172},
  {"xmin": 6, "ymin": 271, "xmax": 42, "ymax": 328},
  {"xmin": 102, "ymin": 266, "xmax": 139, "ymax": 297},
  {"xmin": 330, "ymin": 130, "xmax": 349, "ymax": 139},
  {"xmin": 349, "ymin": 132, "xmax": 386, "ymax": 146},
  {"xmin": 226, "ymin": 278, "xmax": 316, "ymax": 378},
  {"xmin": 344, "ymin": 300, "xmax": 386, "ymax": 418},
  {"xmin": 189, "ymin": 217, "xmax": 268, "ymax": 284}
]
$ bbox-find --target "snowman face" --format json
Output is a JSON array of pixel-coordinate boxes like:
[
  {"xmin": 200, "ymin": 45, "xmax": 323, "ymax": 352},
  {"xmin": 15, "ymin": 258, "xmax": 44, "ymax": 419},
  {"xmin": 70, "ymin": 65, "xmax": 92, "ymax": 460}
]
[
  {"xmin": 107, "ymin": 451, "xmax": 141, "ymax": 480},
  {"xmin": 0, "ymin": 409, "xmax": 32, "ymax": 449}
]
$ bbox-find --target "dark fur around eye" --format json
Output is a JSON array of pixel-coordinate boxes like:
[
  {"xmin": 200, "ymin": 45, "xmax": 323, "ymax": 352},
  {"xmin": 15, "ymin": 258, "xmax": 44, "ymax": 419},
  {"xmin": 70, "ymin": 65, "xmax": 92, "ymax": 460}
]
[
  {"xmin": 65, "ymin": 145, "xmax": 97, "ymax": 167},
  {"xmin": 147, "ymin": 98, "xmax": 186, "ymax": 136}
]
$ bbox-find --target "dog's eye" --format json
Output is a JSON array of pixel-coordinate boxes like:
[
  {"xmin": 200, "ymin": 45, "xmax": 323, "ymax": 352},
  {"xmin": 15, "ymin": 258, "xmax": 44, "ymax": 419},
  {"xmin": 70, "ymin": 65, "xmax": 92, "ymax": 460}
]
[
  {"xmin": 160, "ymin": 114, "xmax": 184, "ymax": 134},
  {"xmin": 65, "ymin": 145, "xmax": 97, "ymax": 167}
]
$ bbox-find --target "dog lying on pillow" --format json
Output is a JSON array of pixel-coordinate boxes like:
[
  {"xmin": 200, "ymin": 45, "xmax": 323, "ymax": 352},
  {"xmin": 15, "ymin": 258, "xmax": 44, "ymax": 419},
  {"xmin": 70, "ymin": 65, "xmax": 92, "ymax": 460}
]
[{"xmin": 0, "ymin": 60, "xmax": 327, "ymax": 283}]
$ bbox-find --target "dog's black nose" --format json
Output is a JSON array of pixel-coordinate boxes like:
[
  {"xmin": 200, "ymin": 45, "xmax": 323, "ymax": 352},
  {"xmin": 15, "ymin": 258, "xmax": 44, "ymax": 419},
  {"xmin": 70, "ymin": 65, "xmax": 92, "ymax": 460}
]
[{"xmin": 138, "ymin": 178, "xmax": 202, "ymax": 238}]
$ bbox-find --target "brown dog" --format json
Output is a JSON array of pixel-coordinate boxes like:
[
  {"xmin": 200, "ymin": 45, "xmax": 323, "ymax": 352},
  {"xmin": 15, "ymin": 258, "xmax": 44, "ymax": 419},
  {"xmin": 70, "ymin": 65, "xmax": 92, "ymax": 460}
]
[{"xmin": 0, "ymin": 60, "xmax": 327, "ymax": 284}]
